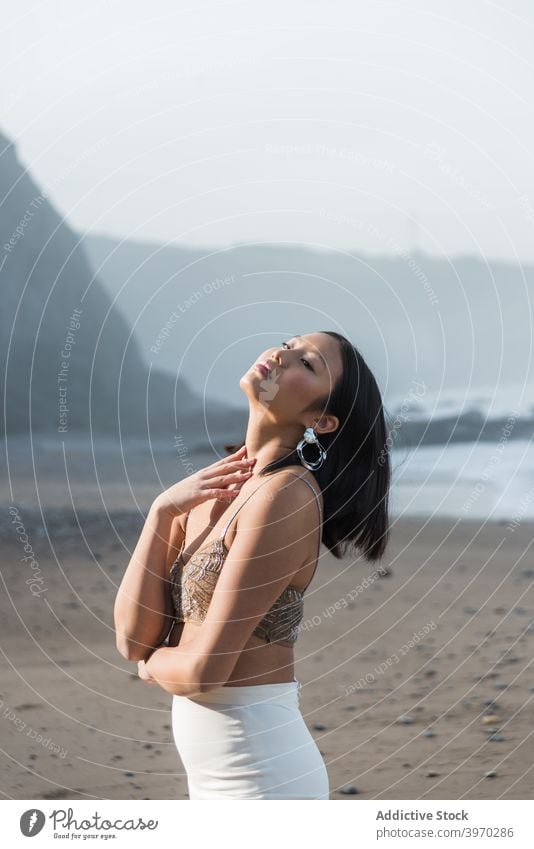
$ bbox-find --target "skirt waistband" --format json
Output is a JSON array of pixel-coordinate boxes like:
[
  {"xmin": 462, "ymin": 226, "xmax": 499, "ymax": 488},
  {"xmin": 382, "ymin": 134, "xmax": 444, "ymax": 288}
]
[{"xmin": 182, "ymin": 677, "xmax": 302, "ymax": 705}]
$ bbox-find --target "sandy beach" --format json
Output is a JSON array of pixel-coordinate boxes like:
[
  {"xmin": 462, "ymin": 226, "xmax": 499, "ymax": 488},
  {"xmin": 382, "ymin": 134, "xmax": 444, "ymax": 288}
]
[{"xmin": 2, "ymin": 478, "xmax": 533, "ymax": 802}]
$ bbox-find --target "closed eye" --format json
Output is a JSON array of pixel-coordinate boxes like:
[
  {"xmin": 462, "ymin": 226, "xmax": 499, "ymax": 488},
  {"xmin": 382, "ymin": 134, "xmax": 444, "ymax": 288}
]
[{"xmin": 281, "ymin": 341, "xmax": 314, "ymax": 372}]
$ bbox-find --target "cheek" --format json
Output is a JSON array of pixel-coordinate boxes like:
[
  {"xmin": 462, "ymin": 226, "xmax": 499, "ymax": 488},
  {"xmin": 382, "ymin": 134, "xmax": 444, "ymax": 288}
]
[{"xmin": 279, "ymin": 371, "xmax": 314, "ymax": 398}]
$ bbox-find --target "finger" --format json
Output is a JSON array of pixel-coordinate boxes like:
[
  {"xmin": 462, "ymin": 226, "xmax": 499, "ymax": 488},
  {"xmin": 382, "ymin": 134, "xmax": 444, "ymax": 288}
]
[
  {"xmin": 206, "ymin": 456, "xmax": 255, "ymax": 476},
  {"xmin": 210, "ymin": 489, "xmax": 241, "ymax": 499},
  {"xmin": 204, "ymin": 454, "xmax": 243, "ymax": 475},
  {"xmin": 212, "ymin": 446, "xmax": 247, "ymax": 465},
  {"xmin": 205, "ymin": 470, "xmax": 253, "ymax": 489}
]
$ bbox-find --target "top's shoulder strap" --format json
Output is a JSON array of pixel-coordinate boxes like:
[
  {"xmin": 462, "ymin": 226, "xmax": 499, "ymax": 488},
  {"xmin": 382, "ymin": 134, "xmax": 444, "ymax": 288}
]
[
  {"xmin": 219, "ymin": 476, "xmax": 276, "ymax": 542},
  {"xmin": 278, "ymin": 471, "xmax": 323, "ymax": 572}
]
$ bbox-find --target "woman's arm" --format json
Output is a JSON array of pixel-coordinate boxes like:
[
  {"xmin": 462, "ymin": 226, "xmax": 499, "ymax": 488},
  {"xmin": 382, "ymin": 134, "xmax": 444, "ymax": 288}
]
[
  {"xmin": 144, "ymin": 473, "xmax": 316, "ymax": 694},
  {"xmin": 115, "ymin": 447, "xmax": 255, "ymax": 665},
  {"xmin": 113, "ymin": 500, "xmax": 185, "ymax": 661}
]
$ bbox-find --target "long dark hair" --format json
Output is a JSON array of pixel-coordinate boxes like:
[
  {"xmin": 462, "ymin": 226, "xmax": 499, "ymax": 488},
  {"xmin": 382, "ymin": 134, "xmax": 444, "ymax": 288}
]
[{"xmin": 225, "ymin": 330, "xmax": 392, "ymax": 563}]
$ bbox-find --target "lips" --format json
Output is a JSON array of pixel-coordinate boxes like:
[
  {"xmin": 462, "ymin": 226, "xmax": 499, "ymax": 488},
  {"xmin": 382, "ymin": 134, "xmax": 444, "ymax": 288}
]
[{"xmin": 255, "ymin": 362, "xmax": 271, "ymax": 377}]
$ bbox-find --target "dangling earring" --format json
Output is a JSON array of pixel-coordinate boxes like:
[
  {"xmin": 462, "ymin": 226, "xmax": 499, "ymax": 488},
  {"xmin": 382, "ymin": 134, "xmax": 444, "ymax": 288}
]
[{"xmin": 296, "ymin": 425, "xmax": 327, "ymax": 470}]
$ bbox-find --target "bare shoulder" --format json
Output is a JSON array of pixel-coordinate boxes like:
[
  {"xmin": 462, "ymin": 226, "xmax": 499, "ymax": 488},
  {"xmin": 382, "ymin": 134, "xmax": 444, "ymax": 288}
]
[
  {"xmin": 237, "ymin": 466, "xmax": 322, "ymax": 533},
  {"xmin": 265, "ymin": 465, "xmax": 323, "ymax": 511},
  {"xmin": 223, "ymin": 470, "xmax": 318, "ymax": 574}
]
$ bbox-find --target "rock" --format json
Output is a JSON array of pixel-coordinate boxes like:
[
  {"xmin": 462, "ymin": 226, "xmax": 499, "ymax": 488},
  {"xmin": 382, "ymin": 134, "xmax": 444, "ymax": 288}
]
[
  {"xmin": 397, "ymin": 714, "xmax": 414, "ymax": 724},
  {"xmin": 339, "ymin": 785, "xmax": 359, "ymax": 795},
  {"xmin": 484, "ymin": 770, "xmax": 498, "ymax": 778},
  {"xmin": 423, "ymin": 729, "xmax": 437, "ymax": 738},
  {"xmin": 488, "ymin": 733, "xmax": 505, "ymax": 742},
  {"xmin": 425, "ymin": 770, "xmax": 439, "ymax": 777},
  {"xmin": 312, "ymin": 722, "xmax": 327, "ymax": 731},
  {"xmin": 481, "ymin": 715, "xmax": 500, "ymax": 725}
]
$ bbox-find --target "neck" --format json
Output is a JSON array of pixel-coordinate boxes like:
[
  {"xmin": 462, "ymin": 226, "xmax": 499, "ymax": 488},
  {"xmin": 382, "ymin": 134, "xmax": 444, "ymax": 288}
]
[{"xmin": 243, "ymin": 406, "xmax": 305, "ymax": 476}]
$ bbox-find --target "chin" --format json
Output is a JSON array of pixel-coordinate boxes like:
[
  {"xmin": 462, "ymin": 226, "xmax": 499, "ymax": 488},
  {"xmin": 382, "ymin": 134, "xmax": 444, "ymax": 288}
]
[{"xmin": 239, "ymin": 373, "xmax": 255, "ymax": 396}]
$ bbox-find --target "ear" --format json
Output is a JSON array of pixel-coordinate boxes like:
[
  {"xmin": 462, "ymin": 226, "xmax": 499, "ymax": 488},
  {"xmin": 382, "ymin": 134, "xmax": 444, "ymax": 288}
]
[{"xmin": 312, "ymin": 415, "xmax": 339, "ymax": 435}]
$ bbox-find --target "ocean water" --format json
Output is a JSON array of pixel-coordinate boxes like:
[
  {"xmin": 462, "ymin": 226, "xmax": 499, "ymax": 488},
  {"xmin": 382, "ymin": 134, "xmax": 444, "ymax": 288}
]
[
  {"xmin": 5, "ymin": 434, "xmax": 534, "ymax": 521},
  {"xmin": 390, "ymin": 438, "xmax": 534, "ymax": 521}
]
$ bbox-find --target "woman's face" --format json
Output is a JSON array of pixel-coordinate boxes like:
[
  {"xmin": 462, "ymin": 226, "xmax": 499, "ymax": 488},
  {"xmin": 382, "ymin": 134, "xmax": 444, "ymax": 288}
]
[{"xmin": 240, "ymin": 332, "xmax": 343, "ymax": 422}]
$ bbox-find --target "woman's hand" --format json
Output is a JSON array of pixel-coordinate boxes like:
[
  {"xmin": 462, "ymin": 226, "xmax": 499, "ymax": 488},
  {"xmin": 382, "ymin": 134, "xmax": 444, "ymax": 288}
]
[
  {"xmin": 152, "ymin": 445, "xmax": 256, "ymax": 519},
  {"xmin": 137, "ymin": 658, "xmax": 158, "ymax": 684}
]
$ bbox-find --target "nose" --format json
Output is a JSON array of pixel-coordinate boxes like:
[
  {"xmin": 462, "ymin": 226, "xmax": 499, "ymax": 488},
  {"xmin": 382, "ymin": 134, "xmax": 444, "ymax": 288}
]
[{"xmin": 270, "ymin": 347, "xmax": 284, "ymax": 367}]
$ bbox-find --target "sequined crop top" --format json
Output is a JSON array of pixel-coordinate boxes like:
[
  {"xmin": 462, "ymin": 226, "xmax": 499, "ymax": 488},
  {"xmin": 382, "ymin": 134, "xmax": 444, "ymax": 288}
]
[{"xmin": 169, "ymin": 471, "xmax": 323, "ymax": 647}]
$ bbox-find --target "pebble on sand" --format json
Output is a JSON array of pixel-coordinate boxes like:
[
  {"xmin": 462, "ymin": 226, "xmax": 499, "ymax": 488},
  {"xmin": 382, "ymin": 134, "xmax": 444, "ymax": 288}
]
[{"xmin": 339, "ymin": 785, "xmax": 359, "ymax": 795}]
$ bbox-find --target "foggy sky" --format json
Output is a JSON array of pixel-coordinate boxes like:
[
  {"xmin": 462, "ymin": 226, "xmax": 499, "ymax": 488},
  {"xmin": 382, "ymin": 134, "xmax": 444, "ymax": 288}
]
[{"xmin": 3, "ymin": 0, "xmax": 534, "ymax": 263}]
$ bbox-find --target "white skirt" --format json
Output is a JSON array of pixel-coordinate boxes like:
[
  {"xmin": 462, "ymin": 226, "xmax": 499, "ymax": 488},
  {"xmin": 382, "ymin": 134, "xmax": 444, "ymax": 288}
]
[{"xmin": 171, "ymin": 677, "xmax": 329, "ymax": 800}]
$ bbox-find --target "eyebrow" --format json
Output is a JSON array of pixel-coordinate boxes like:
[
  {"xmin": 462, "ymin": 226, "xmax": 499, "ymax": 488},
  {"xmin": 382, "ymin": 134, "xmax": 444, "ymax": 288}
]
[{"xmin": 292, "ymin": 334, "xmax": 327, "ymax": 371}]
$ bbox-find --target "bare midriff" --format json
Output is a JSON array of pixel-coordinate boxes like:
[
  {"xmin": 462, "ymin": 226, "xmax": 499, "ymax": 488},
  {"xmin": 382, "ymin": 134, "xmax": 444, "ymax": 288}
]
[{"xmin": 167, "ymin": 619, "xmax": 295, "ymax": 686}]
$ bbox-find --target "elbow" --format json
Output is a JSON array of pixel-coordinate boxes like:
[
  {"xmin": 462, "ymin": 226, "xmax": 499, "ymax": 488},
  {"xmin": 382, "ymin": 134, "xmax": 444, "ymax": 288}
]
[{"xmin": 115, "ymin": 636, "xmax": 152, "ymax": 662}]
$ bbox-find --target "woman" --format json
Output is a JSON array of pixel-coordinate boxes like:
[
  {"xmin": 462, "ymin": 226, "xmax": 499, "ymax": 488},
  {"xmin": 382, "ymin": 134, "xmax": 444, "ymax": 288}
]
[{"xmin": 114, "ymin": 330, "xmax": 392, "ymax": 799}]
